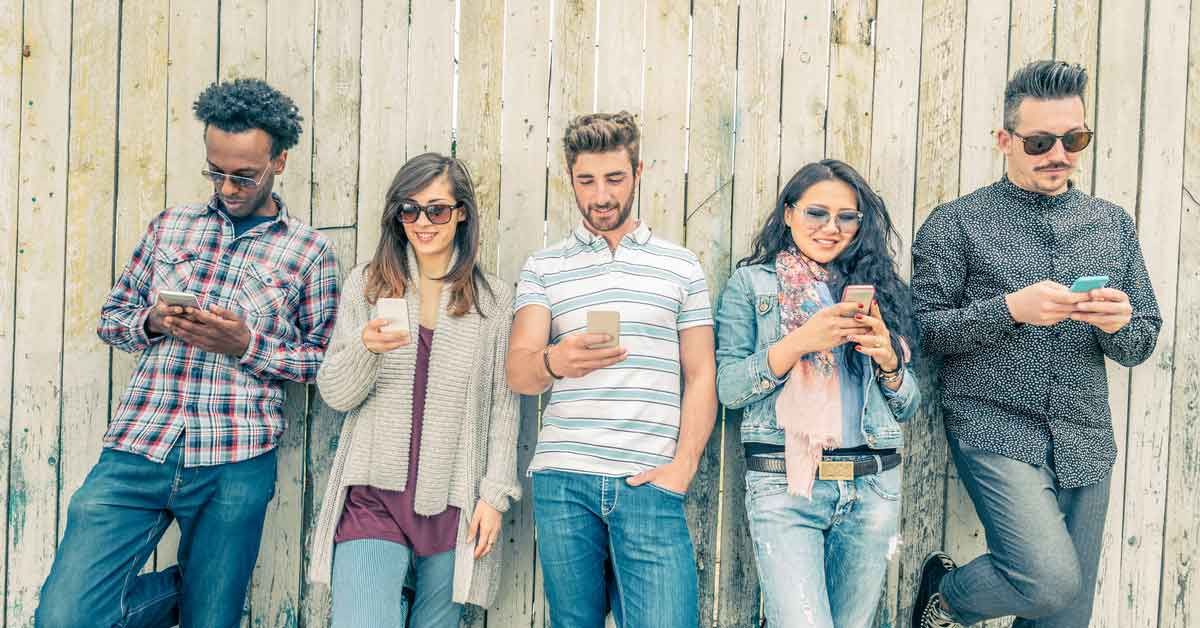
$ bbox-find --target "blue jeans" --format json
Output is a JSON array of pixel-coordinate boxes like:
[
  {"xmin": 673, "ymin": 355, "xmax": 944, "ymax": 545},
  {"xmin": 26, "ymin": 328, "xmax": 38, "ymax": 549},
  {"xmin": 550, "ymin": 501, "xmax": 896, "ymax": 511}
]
[
  {"xmin": 744, "ymin": 459, "xmax": 901, "ymax": 628},
  {"xmin": 532, "ymin": 470, "xmax": 698, "ymax": 628},
  {"xmin": 331, "ymin": 539, "xmax": 461, "ymax": 628},
  {"xmin": 35, "ymin": 445, "xmax": 276, "ymax": 628},
  {"xmin": 940, "ymin": 439, "xmax": 1109, "ymax": 627}
]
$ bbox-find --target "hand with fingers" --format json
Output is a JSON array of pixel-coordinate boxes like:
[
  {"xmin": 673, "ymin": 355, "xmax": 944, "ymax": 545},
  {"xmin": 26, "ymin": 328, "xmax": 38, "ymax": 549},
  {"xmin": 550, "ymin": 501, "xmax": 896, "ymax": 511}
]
[
  {"xmin": 167, "ymin": 305, "xmax": 252, "ymax": 356},
  {"xmin": 768, "ymin": 302, "xmax": 871, "ymax": 376},
  {"xmin": 1071, "ymin": 287, "xmax": 1133, "ymax": 333},
  {"xmin": 146, "ymin": 301, "xmax": 188, "ymax": 337},
  {"xmin": 625, "ymin": 458, "xmax": 695, "ymax": 495},
  {"xmin": 361, "ymin": 318, "xmax": 412, "ymax": 354},
  {"xmin": 467, "ymin": 500, "xmax": 503, "ymax": 559},
  {"xmin": 546, "ymin": 332, "xmax": 628, "ymax": 379},
  {"xmin": 847, "ymin": 301, "xmax": 900, "ymax": 373},
  {"xmin": 1005, "ymin": 280, "xmax": 1089, "ymax": 326}
]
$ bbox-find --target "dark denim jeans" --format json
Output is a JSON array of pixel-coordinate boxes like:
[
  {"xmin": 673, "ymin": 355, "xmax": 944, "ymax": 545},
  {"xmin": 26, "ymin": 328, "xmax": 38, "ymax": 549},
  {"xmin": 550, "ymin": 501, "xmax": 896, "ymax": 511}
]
[
  {"xmin": 940, "ymin": 439, "xmax": 1109, "ymax": 627},
  {"xmin": 745, "ymin": 459, "xmax": 902, "ymax": 627},
  {"xmin": 532, "ymin": 470, "xmax": 698, "ymax": 628},
  {"xmin": 35, "ymin": 445, "xmax": 277, "ymax": 628}
]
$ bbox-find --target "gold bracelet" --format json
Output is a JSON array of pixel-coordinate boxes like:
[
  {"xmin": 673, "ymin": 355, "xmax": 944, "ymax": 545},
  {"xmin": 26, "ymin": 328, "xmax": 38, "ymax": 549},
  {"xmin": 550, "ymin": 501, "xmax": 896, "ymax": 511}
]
[{"xmin": 876, "ymin": 367, "xmax": 903, "ymax": 384}]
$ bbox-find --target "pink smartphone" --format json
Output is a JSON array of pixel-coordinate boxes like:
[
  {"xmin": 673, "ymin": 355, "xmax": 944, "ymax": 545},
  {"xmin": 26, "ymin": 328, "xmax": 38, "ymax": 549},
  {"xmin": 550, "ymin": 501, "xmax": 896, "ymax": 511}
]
[{"xmin": 841, "ymin": 284, "xmax": 876, "ymax": 309}]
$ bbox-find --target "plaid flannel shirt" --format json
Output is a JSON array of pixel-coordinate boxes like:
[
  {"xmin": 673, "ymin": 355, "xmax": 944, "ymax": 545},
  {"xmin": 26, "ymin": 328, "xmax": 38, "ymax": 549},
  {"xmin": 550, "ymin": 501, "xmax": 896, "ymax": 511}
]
[{"xmin": 98, "ymin": 195, "xmax": 339, "ymax": 466}]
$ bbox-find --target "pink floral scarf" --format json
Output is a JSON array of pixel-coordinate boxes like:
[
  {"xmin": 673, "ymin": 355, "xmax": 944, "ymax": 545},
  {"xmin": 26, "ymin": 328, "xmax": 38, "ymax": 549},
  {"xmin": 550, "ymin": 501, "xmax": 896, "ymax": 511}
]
[{"xmin": 773, "ymin": 247, "xmax": 842, "ymax": 497}]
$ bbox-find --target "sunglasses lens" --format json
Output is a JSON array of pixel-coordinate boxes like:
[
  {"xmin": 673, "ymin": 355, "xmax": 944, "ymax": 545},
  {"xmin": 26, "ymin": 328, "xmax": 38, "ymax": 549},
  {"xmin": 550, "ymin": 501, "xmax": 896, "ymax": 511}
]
[
  {"xmin": 1023, "ymin": 135, "xmax": 1057, "ymax": 155},
  {"xmin": 836, "ymin": 212, "xmax": 862, "ymax": 231},
  {"xmin": 1062, "ymin": 131, "xmax": 1093, "ymax": 153},
  {"xmin": 803, "ymin": 208, "xmax": 829, "ymax": 225},
  {"xmin": 398, "ymin": 205, "xmax": 419, "ymax": 223},
  {"xmin": 426, "ymin": 205, "xmax": 452, "ymax": 224}
]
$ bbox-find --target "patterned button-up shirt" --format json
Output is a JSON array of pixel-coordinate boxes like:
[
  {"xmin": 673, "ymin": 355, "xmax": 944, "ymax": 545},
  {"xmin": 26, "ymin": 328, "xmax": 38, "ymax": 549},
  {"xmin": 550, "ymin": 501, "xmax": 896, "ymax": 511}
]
[
  {"xmin": 912, "ymin": 176, "xmax": 1161, "ymax": 488},
  {"xmin": 98, "ymin": 195, "xmax": 339, "ymax": 466}
]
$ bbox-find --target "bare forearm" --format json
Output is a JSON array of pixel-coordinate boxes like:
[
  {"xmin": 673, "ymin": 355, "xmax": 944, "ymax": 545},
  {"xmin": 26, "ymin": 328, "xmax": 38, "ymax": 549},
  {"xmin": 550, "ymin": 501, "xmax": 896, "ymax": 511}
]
[
  {"xmin": 675, "ymin": 373, "xmax": 717, "ymax": 468},
  {"xmin": 507, "ymin": 346, "xmax": 552, "ymax": 395}
]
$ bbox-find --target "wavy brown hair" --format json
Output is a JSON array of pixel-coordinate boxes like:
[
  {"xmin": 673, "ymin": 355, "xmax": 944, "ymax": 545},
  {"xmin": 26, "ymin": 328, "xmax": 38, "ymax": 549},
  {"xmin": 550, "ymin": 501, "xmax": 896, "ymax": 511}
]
[{"xmin": 364, "ymin": 153, "xmax": 491, "ymax": 317}]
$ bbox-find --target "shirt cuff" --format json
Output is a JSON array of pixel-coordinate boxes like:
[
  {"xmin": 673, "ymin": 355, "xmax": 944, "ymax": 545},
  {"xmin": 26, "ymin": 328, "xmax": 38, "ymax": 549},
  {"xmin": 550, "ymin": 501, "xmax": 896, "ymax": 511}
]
[
  {"xmin": 748, "ymin": 346, "xmax": 787, "ymax": 394},
  {"xmin": 134, "ymin": 306, "xmax": 166, "ymax": 348},
  {"xmin": 478, "ymin": 477, "xmax": 519, "ymax": 513},
  {"xmin": 238, "ymin": 326, "xmax": 277, "ymax": 376}
]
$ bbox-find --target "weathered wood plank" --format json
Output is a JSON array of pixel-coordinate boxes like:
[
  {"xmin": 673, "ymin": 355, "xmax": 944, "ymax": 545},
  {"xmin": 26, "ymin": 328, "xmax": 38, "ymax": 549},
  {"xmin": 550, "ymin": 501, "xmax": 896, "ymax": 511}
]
[
  {"xmin": 867, "ymin": 1, "xmax": 922, "ymax": 622},
  {"xmin": 826, "ymin": 0, "xmax": 876, "ymax": 171},
  {"xmin": 779, "ymin": 0, "xmax": 831, "ymax": 180},
  {"xmin": 595, "ymin": 0, "xmax": 643, "ymax": 115},
  {"xmin": 1089, "ymin": 1, "xmax": 1146, "ymax": 625},
  {"xmin": 490, "ymin": 4, "xmax": 551, "ymax": 625},
  {"xmin": 638, "ymin": 0, "xmax": 688, "ymax": 244},
  {"xmin": 1160, "ymin": 4, "xmax": 1200, "ymax": 622},
  {"xmin": 220, "ymin": 0, "xmax": 268, "ymax": 80},
  {"xmin": 6, "ymin": 1, "xmax": 72, "ymax": 623},
  {"xmin": 687, "ymin": 2, "xmax": 738, "ymax": 623},
  {"xmin": 299, "ymin": 226, "xmax": 356, "ymax": 627},
  {"xmin": 406, "ymin": 0, "xmax": 455, "ymax": 156},
  {"xmin": 545, "ymin": 0, "xmax": 597, "ymax": 243},
  {"xmin": 1122, "ymin": 2, "xmax": 1190, "ymax": 626},
  {"xmin": 898, "ymin": 2, "xmax": 966, "ymax": 626},
  {"xmin": 1053, "ymin": 0, "xmax": 1101, "ymax": 194},
  {"xmin": 266, "ymin": 0, "xmax": 316, "ymax": 226},
  {"xmin": 456, "ymin": 0, "xmax": 505, "ymax": 276},
  {"xmin": 354, "ymin": 0, "xmax": 409, "ymax": 265},
  {"xmin": 0, "ymin": 0, "xmax": 22, "ymax": 609},
  {"xmin": 1008, "ymin": 0, "xmax": 1055, "ymax": 71},
  {"xmin": 310, "ymin": 0, "xmax": 361, "ymax": 229},
  {"xmin": 59, "ymin": 0, "xmax": 120, "ymax": 538}
]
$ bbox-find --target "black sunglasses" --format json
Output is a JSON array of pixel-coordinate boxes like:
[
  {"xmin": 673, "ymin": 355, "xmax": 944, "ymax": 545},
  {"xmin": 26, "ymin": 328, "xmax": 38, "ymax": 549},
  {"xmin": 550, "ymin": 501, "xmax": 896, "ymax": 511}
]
[
  {"xmin": 1009, "ymin": 129, "xmax": 1094, "ymax": 156},
  {"xmin": 396, "ymin": 201, "xmax": 463, "ymax": 225}
]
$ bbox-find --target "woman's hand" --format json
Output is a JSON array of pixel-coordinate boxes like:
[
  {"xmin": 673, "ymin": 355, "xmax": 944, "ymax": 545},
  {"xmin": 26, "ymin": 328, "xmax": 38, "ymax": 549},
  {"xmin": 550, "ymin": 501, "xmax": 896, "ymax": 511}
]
[
  {"xmin": 468, "ymin": 500, "xmax": 503, "ymax": 559},
  {"xmin": 769, "ymin": 302, "xmax": 870, "ymax": 376},
  {"xmin": 847, "ymin": 302, "xmax": 900, "ymax": 373},
  {"xmin": 361, "ymin": 318, "xmax": 411, "ymax": 354}
]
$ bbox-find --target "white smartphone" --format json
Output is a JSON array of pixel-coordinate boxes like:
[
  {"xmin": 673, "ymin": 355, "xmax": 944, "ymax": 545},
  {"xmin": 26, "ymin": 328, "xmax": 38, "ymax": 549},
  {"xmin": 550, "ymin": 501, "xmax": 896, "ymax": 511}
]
[
  {"xmin": 376, "ymin": 297, "xmax": 410, "ymax": 334},
  {"xmin": 155, "ymin": 289, "xmax": 200, "ymax": 310}
]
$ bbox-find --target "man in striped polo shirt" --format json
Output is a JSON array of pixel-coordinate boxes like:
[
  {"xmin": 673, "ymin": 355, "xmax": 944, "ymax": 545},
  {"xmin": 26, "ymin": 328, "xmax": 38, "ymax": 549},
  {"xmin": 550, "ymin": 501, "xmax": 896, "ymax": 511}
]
[{"xmin": 508, "ymin": 112, "xmax": 718, "ymax": 627}]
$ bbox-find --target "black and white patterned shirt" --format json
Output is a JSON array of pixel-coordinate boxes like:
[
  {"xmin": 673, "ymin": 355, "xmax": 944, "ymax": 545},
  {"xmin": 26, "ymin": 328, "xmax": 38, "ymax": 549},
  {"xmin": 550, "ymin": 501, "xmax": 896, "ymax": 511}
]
[{"xmin": 912, "ymin": 176, "xmax": 1161, "ymax": 488}]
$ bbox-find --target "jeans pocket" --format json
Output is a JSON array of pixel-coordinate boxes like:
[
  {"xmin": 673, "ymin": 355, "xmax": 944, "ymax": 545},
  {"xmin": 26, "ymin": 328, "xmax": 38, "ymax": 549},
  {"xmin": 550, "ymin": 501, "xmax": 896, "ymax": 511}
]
[
  {"xmin": 745, "ymin": 469, "xmax": 788, "ymax": 501},
  {"xmin": 863, "ymin": 467, "xmax": 901, "ymax": 501},
  {"xmin": 646, "ymin": 482, "xmax": 687, "ymax": 500}
]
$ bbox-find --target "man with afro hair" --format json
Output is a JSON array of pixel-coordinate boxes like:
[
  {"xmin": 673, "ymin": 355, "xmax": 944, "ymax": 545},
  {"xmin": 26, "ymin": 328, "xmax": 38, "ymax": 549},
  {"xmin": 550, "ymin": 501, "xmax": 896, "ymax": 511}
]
[{"xmin": 36, "ymin": 78, "xmax": 339, "ymax": 627}]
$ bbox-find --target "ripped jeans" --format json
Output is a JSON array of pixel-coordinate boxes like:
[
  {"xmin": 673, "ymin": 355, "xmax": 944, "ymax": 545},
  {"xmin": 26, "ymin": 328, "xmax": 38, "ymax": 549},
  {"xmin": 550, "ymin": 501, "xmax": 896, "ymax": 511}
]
[{"xmin": 744, "ymin": 458, "xmax": 901, "ymax": 628}]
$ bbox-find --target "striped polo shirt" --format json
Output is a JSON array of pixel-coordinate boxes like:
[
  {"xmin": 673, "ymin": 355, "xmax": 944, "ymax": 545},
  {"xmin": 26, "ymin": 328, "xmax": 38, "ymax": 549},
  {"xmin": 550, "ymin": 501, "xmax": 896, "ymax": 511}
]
[{"xmin": 515, "ymin": 221, "xmax": 713, "ymax": 478}]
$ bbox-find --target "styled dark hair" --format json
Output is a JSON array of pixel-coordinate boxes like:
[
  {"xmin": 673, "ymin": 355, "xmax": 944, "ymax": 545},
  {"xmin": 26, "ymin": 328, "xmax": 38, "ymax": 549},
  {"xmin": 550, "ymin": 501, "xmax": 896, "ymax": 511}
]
[
  {"xmin": 193, "ymin": 78, "xmax": 303, "ymax": 157},
  {"xmin": 563, "ymin": 111, "xmax": 640, "ymax": 173},
  {"xmin": 1003, "ymin": 60, "xmax": 1088, "ymax": 131},
  {"xmin": 738, "ymin": 159, "xmax": 917, "ymax": 371},
  {"xmin": 365, "ymin": 153, "xmax": 491, "ymax": 317}
]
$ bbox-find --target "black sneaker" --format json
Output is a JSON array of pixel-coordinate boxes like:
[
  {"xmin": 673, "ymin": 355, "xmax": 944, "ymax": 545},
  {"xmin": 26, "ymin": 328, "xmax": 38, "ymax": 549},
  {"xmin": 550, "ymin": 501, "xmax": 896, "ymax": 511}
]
[{"xmin": 912, "ymin": 551, "xmax": 959, "ymax": 627}]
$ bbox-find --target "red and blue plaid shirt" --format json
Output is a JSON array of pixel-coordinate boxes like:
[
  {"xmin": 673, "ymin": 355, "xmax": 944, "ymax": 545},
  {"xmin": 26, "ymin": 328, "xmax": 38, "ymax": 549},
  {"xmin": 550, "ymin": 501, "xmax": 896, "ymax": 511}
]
[{"xmin": 98, "ymin": 195, "xmax": 339, "ymax": 466}]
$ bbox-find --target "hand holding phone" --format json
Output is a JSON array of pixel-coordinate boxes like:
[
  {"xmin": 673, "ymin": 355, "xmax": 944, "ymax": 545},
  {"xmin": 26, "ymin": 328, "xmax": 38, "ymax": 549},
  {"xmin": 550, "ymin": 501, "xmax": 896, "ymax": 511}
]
[
  {"xmin": 841, "ymin": 284, "xmax": 876, "ymax": 310},
  {"xmin": 376, "ymin": 298, "xmax": 410, "ymax": 334},
  {"xmin": 586, "ymin": 310, "xmax": 620, "ymax": 349},
  {"xmin": 1070, "ymin": 275, "xmax": 1110, "ymax": 293},
  {"xmin": 156, "ymin": 289, "xmax": 201, "ymax": 310}
]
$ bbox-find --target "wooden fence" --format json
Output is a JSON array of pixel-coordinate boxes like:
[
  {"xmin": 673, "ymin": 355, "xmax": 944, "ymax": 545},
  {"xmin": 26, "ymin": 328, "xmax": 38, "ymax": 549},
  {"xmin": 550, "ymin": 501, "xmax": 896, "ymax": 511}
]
[{"xmin": 2, "ymin": 1, "xmax": 1197, "ymax": 626}]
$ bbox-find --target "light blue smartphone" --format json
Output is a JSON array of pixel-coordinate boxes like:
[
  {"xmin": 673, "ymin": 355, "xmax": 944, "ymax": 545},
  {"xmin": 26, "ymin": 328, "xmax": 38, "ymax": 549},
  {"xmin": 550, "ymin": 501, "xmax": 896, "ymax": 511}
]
[{"xmin": 1070, "ymin": 275, "xmax": 1110, "ymax": 293}]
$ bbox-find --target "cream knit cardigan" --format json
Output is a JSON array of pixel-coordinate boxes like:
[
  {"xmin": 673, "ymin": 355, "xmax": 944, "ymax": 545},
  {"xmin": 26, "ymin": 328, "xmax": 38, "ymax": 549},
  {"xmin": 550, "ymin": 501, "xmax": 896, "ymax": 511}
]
[{"xmin": 307, "ymin": 255, "xmax": 521, "ymax": 608}]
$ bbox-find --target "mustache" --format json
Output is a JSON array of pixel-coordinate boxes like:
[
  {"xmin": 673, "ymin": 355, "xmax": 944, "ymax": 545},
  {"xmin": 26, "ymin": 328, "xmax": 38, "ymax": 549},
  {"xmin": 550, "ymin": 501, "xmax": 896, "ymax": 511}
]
[{"xmin": 1035, "ymin": 162, "xmax": 1071, "ymax": 171}]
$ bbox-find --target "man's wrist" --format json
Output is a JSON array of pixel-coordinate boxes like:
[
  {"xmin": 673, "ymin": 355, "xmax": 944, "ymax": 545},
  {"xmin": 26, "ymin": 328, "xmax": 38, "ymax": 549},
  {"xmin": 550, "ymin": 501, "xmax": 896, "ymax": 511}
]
[{"xmin": 543, "ymin": 344, "xmax": 563, "ymax": 380}]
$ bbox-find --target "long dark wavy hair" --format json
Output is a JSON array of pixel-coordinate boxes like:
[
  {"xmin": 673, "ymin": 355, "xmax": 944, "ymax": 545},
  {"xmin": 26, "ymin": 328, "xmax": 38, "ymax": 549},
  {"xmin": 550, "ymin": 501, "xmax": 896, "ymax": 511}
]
[
  {"xmin": 738, "ymin": 159, "xmax": 918, "ymax": 371},
  {"xmin": 364, "ymin": 152, "xmax": 491, "ymax": 317}
]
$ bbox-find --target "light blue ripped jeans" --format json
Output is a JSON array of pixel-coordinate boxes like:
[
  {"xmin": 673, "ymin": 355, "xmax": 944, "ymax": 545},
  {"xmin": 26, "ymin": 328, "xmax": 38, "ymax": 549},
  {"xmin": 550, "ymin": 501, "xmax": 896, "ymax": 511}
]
[{"xmin": 744, "ymin": 456, "xmax": 901, "ymax": 628}]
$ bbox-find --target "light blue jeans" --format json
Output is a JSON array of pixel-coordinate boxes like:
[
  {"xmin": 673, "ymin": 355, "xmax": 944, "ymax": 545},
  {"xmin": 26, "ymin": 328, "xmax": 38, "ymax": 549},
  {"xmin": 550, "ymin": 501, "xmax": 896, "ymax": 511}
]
[
  {"xmin": 744, "ymin": 457, "xmax": 901, "ymax": 628},
  {"xmin": 532, "ymin": 469, "xmax": 698, "ymax": 628},
  {"xmin": 331, "ymin": 539, "xmax": 461, "ymax": 628}
]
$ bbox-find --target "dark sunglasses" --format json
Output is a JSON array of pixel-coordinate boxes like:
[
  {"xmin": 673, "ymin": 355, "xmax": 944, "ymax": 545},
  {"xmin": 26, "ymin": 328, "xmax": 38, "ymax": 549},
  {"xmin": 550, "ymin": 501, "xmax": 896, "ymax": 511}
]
[
  {"xmin": 1009, "ymin": 129, "xmax": 1094, "ymax": 156},
  {"xmin": 396, "ymin": 201, "xmax": 463, "ymax": 225}
]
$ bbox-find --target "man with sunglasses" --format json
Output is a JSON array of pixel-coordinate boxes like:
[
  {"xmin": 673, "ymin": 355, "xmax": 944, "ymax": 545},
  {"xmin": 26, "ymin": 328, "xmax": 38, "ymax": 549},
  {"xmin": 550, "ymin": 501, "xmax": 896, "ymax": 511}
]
[
  {"xmin": 36, "ymin": 79, "xmax": 339, "ymax": 627},
  {"xmin": 909, "ymin": 60, "xmax": 1161, "ymax": 628}
]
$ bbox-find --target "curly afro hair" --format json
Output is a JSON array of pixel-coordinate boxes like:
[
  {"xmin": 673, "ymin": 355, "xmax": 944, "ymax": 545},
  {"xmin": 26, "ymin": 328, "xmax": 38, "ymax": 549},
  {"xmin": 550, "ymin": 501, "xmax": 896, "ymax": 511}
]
[{"xmin": 193, "ymin": 78, "xmax": 303, "ymax": 157}]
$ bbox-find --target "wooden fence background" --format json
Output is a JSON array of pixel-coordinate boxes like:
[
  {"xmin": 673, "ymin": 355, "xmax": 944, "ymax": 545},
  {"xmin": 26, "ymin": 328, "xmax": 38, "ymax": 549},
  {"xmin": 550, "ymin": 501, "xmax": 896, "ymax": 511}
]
[{"xmin": 2, "ymin": 0, "xmax": 1197, "ymax": 626}]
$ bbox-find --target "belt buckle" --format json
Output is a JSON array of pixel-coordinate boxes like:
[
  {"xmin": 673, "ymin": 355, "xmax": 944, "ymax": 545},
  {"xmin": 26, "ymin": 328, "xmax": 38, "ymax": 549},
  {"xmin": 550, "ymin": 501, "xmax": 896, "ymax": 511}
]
[{"xmin": 818, "ymin": 460, "xmax": 854, "ymax": 481}]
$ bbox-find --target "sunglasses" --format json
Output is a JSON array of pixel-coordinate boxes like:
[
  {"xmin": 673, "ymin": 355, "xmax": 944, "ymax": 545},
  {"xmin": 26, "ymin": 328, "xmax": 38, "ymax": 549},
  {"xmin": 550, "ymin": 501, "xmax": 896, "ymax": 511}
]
[
  {"xmin": 1009, "ymin": 129, "xmax": 1094, "ymax": 156},
  {"xmin": 201, "ymin": 166, "xmax": 271, "ymax": 190},
  {"xmin": 397, "ymin": 201, "xmax": 463, "ymax": 225},
  {"xmin": 791, "ymin": 205, "xmax": 863, "ymax": 234}
]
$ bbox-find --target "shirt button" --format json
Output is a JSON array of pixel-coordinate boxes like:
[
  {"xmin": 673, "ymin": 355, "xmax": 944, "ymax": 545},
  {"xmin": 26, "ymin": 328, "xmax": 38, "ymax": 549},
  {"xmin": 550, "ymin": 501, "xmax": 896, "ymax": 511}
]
[
  {"xmin": 759, "ymin": 378, "xmax": 772, "ymax": 392},
  {"xmin": 867, "ymin": 436, "xmax": 877, "ymax": 447},
  {"xmin": 757, "ymin": 299, "xmax": 771, "ymax": 314}
]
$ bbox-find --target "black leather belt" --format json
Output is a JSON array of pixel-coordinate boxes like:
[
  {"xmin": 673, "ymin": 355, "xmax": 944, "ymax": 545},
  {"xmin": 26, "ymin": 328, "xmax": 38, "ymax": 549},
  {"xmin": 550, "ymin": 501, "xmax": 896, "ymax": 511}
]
[{"xmin": 745, "ymin": 452, "xmax": 902, "ymax": 480}]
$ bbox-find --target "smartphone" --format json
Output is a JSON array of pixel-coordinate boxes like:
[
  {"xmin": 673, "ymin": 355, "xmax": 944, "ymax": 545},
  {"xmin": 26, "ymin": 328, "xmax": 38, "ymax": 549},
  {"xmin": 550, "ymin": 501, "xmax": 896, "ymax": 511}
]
[
  {"xmin": 586, "ymin": 310, "xmax": 620, "ymax": 349},
  {"xmin": 841, "ymin": 284, "xmax": 876, "ymax": 309},
  {"xmin": 155, "ymin": 289, "xmax": 200, "ymax": 310},
  {"xmin": 1070, "ymin": 275, "xmax": 1110, "ymax": 293},
  {"xmin": 376, "ymin": 297, "xmax": 410, "ymax": 334}
]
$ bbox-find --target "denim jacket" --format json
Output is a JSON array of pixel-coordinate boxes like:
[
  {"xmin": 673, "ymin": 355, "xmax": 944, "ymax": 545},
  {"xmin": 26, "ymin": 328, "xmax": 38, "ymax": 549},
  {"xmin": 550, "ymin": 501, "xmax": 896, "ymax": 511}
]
[{"xmin": 714, "ymin": 263, "xmax": 921, "ymax": 450}]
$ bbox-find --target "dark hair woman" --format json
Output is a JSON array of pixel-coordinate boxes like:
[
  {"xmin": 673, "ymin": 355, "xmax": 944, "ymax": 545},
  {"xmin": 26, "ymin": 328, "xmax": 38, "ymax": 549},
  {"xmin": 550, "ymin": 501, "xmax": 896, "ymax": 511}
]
[
  {"xmin": 714, "ymin": 159, "xmax": 922, "ymax": 627},
  {"xmin": 309, "ymin": 153, "xmax": 521, "ymax": 627}
]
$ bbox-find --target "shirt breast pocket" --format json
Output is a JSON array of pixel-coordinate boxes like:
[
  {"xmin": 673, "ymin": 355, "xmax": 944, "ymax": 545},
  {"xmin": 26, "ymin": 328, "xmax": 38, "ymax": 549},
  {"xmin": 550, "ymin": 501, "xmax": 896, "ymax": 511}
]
[
  {"xmin": 753, "ymin": 293, "xmax": 781, "ymax": 347},
  {"xmin": 152, "ymin": 245, "xmax": 197, "ymax": 293},
  {"xmin": 239, "ymin": 265, "xmax": 292, "ymax": 320}
]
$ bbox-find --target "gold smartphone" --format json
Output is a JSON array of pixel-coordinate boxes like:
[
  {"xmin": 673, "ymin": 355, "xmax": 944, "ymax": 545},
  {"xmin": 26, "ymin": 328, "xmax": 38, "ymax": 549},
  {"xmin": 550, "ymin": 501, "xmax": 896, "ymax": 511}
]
[{"xmin": 586, "ymin": 310, "xmax": 620, "ymax": 349}]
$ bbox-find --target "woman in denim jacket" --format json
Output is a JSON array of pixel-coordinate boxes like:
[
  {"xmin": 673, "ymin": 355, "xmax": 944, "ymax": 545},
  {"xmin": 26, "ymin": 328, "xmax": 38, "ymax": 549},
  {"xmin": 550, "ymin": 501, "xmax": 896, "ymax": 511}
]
[{"xmin": 714, "ymin": 159, "xmax": 921, "ymax": 628}]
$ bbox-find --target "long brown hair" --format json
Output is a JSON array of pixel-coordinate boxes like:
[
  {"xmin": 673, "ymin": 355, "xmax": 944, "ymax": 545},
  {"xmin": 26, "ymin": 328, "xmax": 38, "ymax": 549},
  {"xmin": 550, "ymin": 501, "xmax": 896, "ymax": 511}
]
[{"xmin": 364, "ymin": 152, "xmax": 491, "ymax": 316}]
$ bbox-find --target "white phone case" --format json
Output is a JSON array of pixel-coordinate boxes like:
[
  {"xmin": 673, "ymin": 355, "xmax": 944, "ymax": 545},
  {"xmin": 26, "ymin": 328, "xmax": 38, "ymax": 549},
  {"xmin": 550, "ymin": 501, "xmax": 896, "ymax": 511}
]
[
  {"xmin": 156, "ymin": 289, "xmax": 200, "ymax": 309},
  {"xmin": 376, "ymin": 297, "xmax": 410, "ymax": 334}
]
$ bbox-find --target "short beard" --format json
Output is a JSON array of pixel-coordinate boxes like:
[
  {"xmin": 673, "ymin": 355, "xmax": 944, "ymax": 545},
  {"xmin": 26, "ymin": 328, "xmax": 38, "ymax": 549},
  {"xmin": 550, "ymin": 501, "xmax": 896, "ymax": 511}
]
[{"xmin": 578, "ymin": 185, "xmax": 636, "ymax": 233}]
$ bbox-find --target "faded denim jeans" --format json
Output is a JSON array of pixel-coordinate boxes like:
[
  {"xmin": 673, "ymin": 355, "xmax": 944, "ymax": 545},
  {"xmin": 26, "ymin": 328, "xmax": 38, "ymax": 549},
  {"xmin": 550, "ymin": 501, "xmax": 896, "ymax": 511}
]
[
  {"xmin": 532, "ymin": 469, "xmax": 698, "ymax": 628},
  {"xmin": 744, "ymin": 457, "xmax": 902, "ymax": 628}
]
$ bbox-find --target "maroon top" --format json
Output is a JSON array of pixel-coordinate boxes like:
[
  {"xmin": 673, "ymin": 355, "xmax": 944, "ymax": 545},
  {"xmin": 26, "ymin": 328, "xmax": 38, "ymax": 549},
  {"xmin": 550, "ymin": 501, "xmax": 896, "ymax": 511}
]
[{"xmin": 334, "ymin": 326, "xmax": 461, "ymax": 556}]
